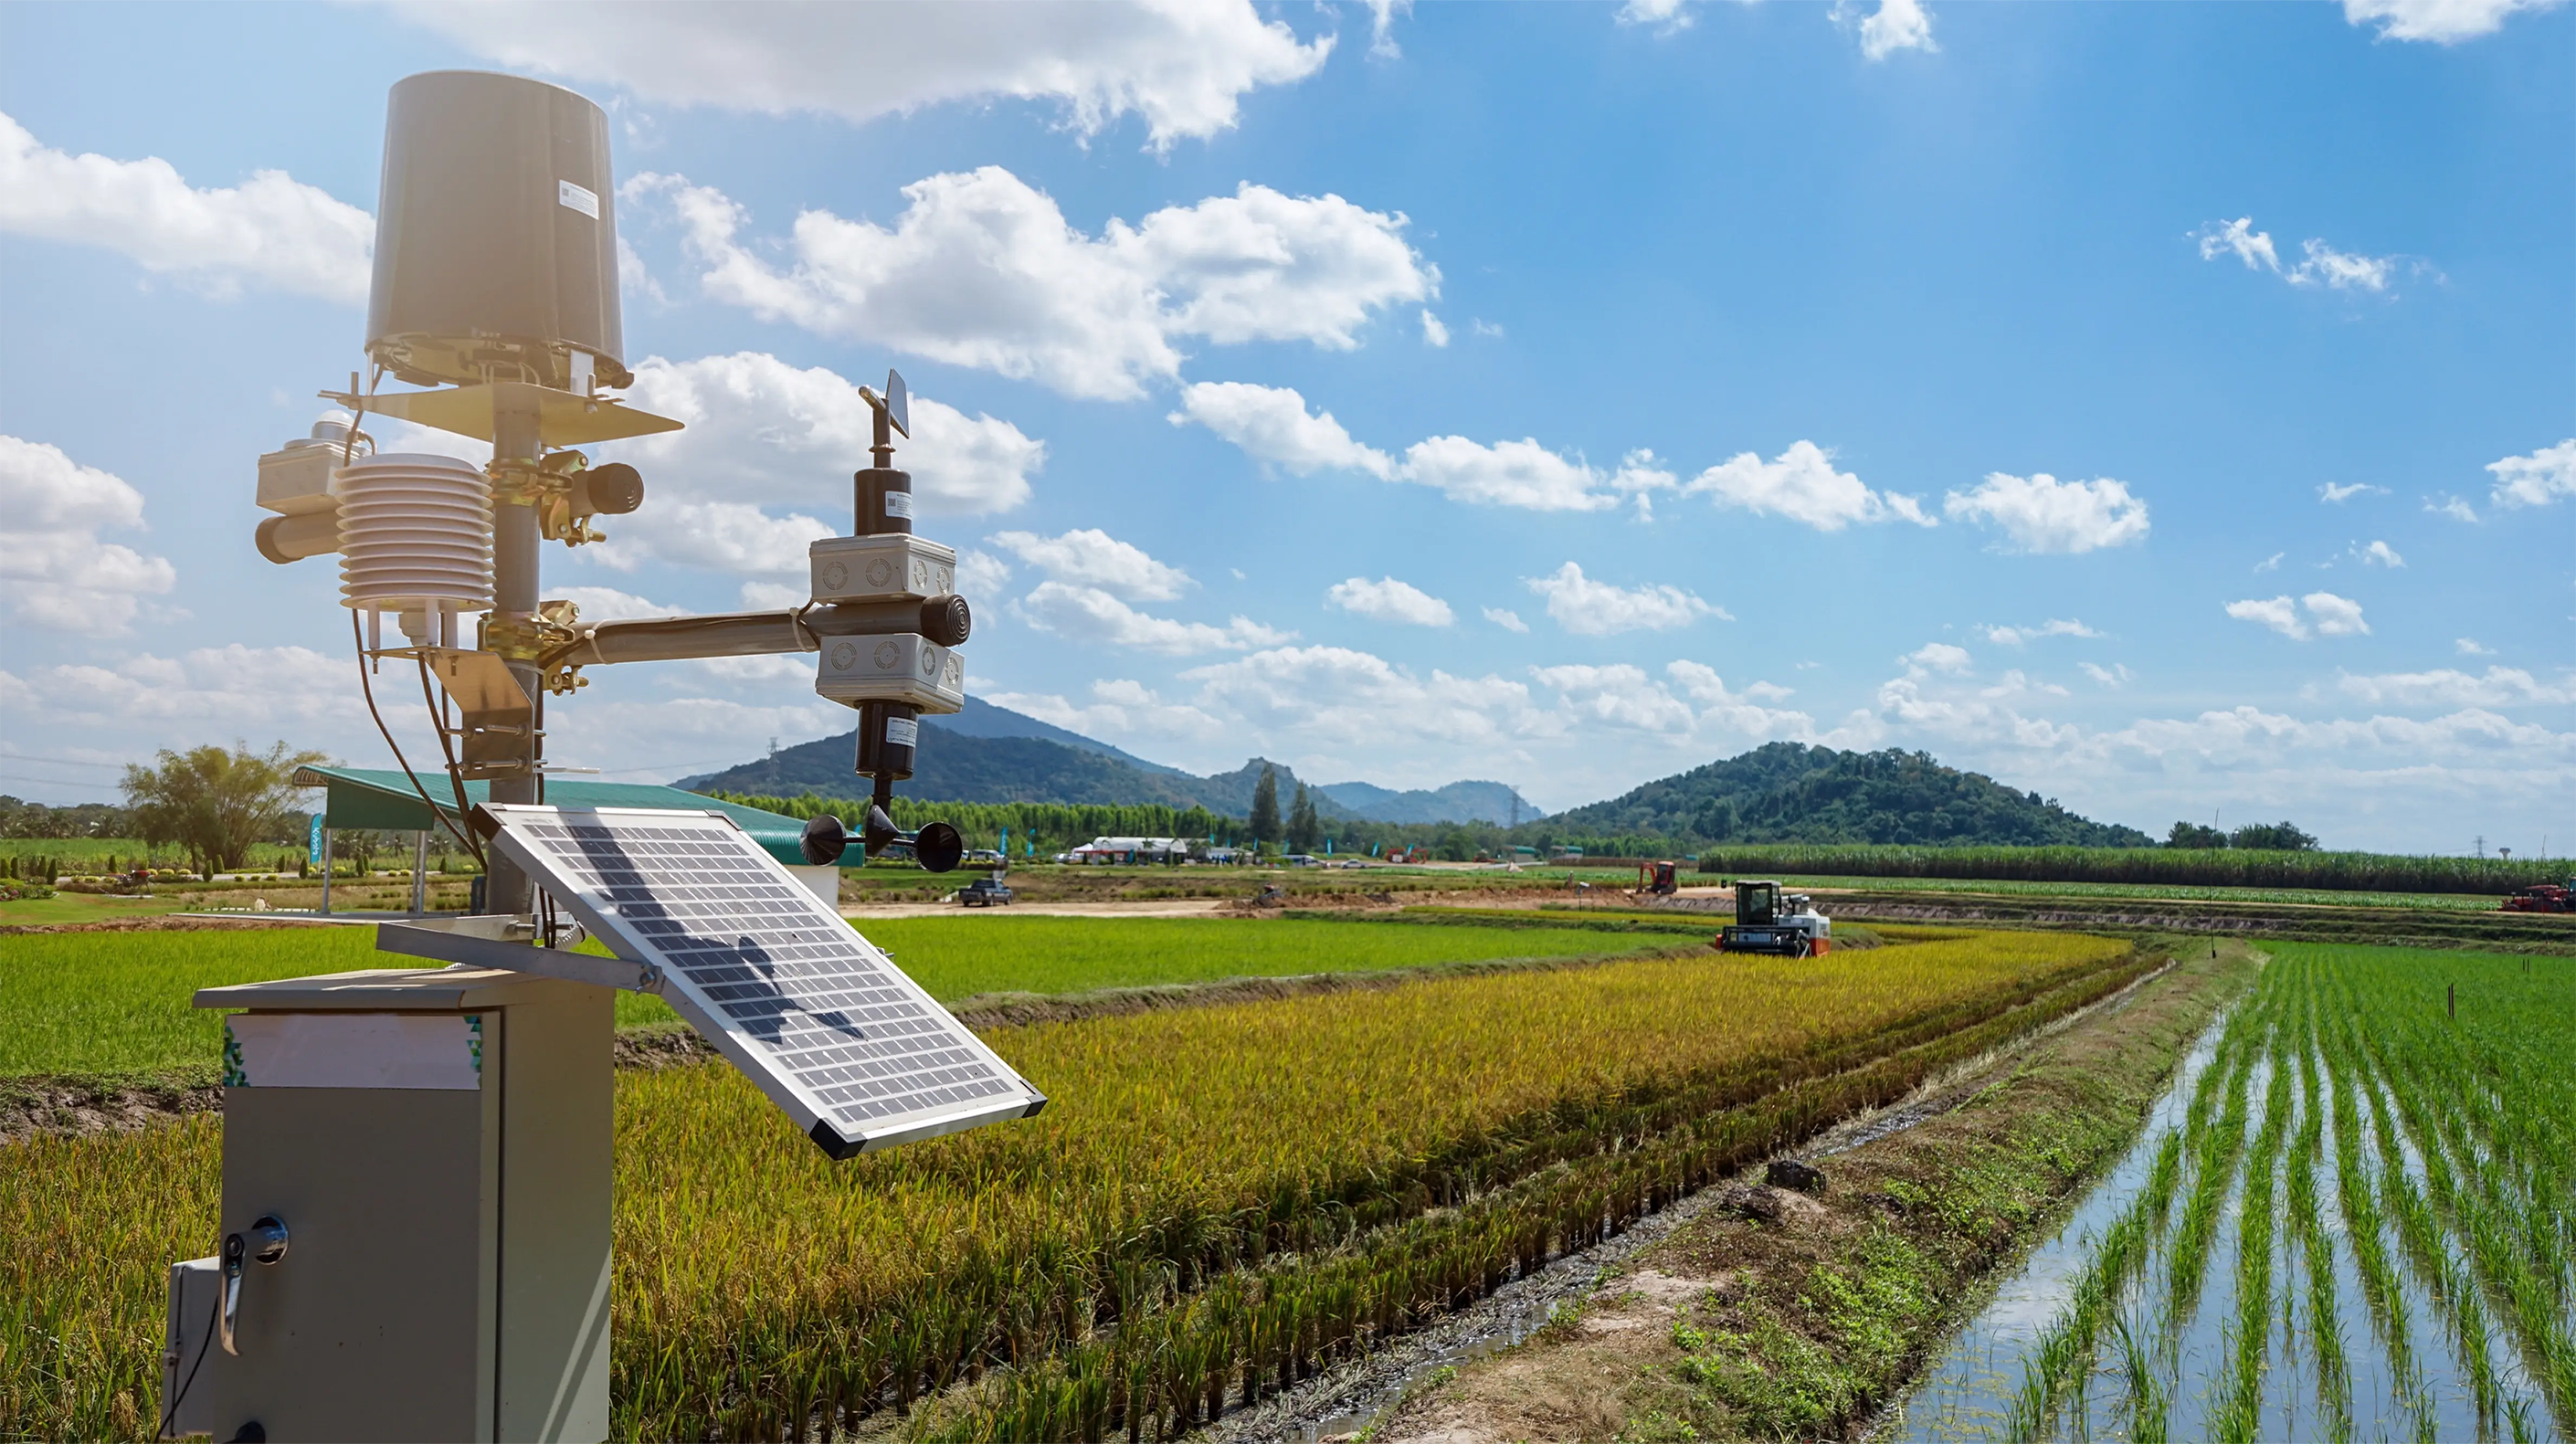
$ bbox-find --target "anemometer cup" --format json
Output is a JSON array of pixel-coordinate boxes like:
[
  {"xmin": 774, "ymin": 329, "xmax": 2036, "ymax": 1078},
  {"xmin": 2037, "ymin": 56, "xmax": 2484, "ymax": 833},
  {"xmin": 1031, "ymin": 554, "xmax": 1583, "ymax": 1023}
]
[
  {"xmin": 798, "ymin": 814, "xmax": 850, "ymax": 867},
  {"xmin": 857, "ymin": 806, "xmax": 963, "ymax": 872},
  {"xmin": 913, "ymin": 822, "xmax": 964, "ymax": 874}
]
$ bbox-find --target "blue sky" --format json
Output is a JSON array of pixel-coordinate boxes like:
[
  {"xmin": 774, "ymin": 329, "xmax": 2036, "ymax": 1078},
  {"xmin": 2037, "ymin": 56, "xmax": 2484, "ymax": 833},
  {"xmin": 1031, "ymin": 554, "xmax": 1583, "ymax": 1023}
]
[{"xmin": 2, "ymin": 0, "xmax": 2569, "ymax": 851}]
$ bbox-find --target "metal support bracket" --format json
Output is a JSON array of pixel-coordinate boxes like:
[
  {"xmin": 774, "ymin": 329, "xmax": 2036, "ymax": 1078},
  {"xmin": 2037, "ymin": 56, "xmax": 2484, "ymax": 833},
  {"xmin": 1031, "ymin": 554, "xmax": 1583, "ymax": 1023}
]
[
  {"xmin": 422, "ymin": 648, "xmax": 539, "ymax": 779},
  {"xmin": 376, "ymin": 921, "xmax": 660, "ymax": 994}
]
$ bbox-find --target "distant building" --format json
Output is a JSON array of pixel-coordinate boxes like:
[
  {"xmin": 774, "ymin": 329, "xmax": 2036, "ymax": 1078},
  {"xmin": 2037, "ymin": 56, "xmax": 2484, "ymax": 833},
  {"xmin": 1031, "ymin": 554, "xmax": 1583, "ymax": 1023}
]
[{"xmin": 1069, "ymin": 836, "xmax": 1188, "ymax": 864}]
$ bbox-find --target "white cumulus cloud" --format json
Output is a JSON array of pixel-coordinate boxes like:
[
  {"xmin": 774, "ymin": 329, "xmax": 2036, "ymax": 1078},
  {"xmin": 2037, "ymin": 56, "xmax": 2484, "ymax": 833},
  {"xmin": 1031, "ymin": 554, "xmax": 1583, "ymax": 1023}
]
[
  {"xmin": 1684, "ymin": 441, "xmax": 1933, "ymax": 532},
  {"xmin": 2356, "ymin": 540, "xmax": 2404, "ymax": 568},
  {"xmin": 0, "ymin": 435, "xmax": 177, "ymax": 636},
  {"xmin": 1483, "ymin": 606, "xmax": 1529, "ymax": 633},
  {"xmin": 2227, "ymin": 592, "xmax": 2370, "ymax": 641},
  {"xmin": 635, "ymin": 170, "xmax": 1434, "ymax": 401},
  {"xmin": 989, "ymin": 528, "xmax": 1192, "ymax": 601},
  {"xmin": 1420, "ymin": 310, "xmax": 1449, "ymax": 347},
  {"xmin": 955, "ymin": 549, "xmax": 1015, "ymax": 597},
  {"xmin": 0, "ymin": 111, "xmax": 372, "ymax": 302},
  {"xmin": 608, "ymin": 352, "xmax": 1043, "ymax": 518},
  {"xmin": 1618, "ymin": 0, "xmax": 1700, "ymax": 34},
  {"xmin": 2341, "ymin": 0, "xmax": 2567, "ymax": 43},
  {"xmin": 2338, "ymin": 667, "xmax": 2572, "ymax": 708},
  {"xmin": 2226, "ymin": 596, "xmax": 2308, "ymax": 640},
  {"xmin": 2486, "ymin": 439, "xmax": 2576, "ymax": 510},
  {"xmin": 2193, "ymin": 216, "xmax": 2413, "ymax": 295},
  {"xmin": 1981, "ymin": 618, "xmax": 2102, "ymax": 647},
  {"xmin": 2455, "ymin": 637, "xmax": 2494, "ymax": 657},
  {"xmin": 1170, "ymin": 382, "xmax": 1393, "ymax": 477},
  {"xmin": 1013, "ymin": 581, "xmax": 1288, "ymax": 655},
  {"xmin": 1945, "ymin": 472, "xmax": 2150, "ymax": 553},
  {"xmin": 577, "ymin": 352, "xmax": 1040, "ymax": 583},
  {"xmin": 2318, "ymin": 481, "xmax": 2386, "ymax": 503},
  {"xmin": 1524, "ymin": 562, "xmax": 1723, "ymax": 636},
  {"xmin": 1172, "ymin": 381, "xmax": 1667, "ymax": 511},
  {"xmin": 2305, "ymin": 592, "xmax": 2370, "ymax": 636},
  {"xmin": 1326, "ymin": 576, "xmax": 1454, "ymax": 627},
  {"xmin": 1853, "ymin": 0, "xmax": 1937, "ymax": 58},
  {"xmin": 390, "ymin": 0, "xmax": 1333, "ymax": 150}
]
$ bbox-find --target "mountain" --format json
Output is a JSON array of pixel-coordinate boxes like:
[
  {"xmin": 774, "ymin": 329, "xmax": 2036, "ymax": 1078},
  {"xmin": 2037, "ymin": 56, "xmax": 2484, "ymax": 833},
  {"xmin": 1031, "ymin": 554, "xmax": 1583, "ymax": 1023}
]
[
  {"xmin": 921, "ymin": 695, "xmax": 1183, "ymax": 775},
  {"xmin": 1316, "ymin": 779, "xmax": 1534, "ymax": 827},
  {"xmin": 678, "ymin": 701, "xmax": 1536, "ymax": 823},
  {"xmin": 1541, "ymin": 743, "xmax": 2153, "ymax": 848}
]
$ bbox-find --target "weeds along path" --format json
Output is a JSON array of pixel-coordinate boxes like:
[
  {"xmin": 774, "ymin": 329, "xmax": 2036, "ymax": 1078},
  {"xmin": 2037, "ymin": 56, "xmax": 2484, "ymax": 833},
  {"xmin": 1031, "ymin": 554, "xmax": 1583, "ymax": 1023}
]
[
  {"xmin": 1357, "ymin": 940, "xmax": 2246, "ymax": 1444},
  {"xmin": 0, "ymin": 931, "xmax": 2137, "ymax": 1441}
]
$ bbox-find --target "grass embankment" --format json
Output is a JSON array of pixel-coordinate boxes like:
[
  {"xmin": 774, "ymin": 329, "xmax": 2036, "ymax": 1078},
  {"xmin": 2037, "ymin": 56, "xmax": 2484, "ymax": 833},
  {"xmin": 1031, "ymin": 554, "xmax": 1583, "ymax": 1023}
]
[
  {"xmin": 0, "ymin": 914, "xmax": 1690, "ymax": 1089},
  {"xmin": 0, "ymin": 930, "xmax": 2136, "ymax": 1440},
  {"xmin": 1378, "ymin": 939, "xmax": 2249, "ymax": 1444}
]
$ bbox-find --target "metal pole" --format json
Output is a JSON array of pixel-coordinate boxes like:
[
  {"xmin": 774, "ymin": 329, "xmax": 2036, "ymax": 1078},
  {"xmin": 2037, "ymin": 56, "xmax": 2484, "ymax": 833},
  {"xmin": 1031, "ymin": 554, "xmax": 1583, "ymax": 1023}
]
[
  {"xmin": 485, "ymin": 397, "xmax": 544, "ymax": 916},
  {"xmin": 321, "ymin": 829, "xmax": 333, "ymax": 916},
  {"xmin": 411, "ymin": 830, "xmax": 429, "ymax": 914}
]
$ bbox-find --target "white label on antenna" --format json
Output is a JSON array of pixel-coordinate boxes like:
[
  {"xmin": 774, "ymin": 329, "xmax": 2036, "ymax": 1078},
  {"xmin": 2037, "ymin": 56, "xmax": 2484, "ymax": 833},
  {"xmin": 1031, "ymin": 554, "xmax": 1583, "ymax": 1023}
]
[
  {"xmin": 885, "ymin": 715, "xmax": 918, "ymax": 748},
  {"xmin": 882, "ymin": 490, "xmax": 914, "ymax": 520},
  {"xmin": 557, "ymin": 179, "xmax": 600, "ymax": 219}
]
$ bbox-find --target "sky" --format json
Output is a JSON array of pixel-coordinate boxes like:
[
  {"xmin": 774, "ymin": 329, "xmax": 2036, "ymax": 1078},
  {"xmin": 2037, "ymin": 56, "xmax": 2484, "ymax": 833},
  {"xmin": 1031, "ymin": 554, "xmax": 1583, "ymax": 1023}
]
[{"xmin": 1, "ymin": 0, "xmax": 2570, "ymax": 853}]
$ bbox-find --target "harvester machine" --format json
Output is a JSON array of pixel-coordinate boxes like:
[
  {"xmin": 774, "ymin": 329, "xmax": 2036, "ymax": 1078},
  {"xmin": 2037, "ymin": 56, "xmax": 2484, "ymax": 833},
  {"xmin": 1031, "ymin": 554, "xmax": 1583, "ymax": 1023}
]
[
  {"xmin": 2500, "ymin": 880, "xmax": 2574, "ymax": 913},
  {"xmin": 1719, "ymin": 880, "xmax": 1832, "ymax": 957}
]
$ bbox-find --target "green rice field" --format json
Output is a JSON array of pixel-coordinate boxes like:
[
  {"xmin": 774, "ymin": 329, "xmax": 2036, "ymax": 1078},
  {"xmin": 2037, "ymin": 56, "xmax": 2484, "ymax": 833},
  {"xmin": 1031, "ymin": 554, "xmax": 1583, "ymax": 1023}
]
[
  {"xmin": 1706, "ymin": 874, "xmax": 2514, "ymax": 912},
  {"xmin": 0, "ymin": 914, "xmax": 1686, "ymax": 1083},
  {"xmin": 1893, "ymin": 942, "xmax": 2573, "ymax": 1442}
]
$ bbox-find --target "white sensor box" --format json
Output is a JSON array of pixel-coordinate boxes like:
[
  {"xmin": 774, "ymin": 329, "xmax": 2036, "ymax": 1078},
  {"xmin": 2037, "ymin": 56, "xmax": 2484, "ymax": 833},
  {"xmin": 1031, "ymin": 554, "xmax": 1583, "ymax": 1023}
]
[
  {"xmin": 814, "ymin": 633, "xmax": 966, "ymax": 714},
  {"xmin": 810, "ymin": 535, "xmax": 956, "ymax": 605}
]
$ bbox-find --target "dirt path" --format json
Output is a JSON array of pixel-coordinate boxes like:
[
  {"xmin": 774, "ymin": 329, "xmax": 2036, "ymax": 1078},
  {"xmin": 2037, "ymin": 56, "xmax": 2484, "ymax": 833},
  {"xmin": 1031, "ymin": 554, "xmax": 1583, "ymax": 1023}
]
[
  {"xmin": 839, "ymin": 899, "xmax": 1236, "ymax": 920},
  {"xmin": 1226, "ymin": 940, "xmax": 2252, "ymax": 1444}
]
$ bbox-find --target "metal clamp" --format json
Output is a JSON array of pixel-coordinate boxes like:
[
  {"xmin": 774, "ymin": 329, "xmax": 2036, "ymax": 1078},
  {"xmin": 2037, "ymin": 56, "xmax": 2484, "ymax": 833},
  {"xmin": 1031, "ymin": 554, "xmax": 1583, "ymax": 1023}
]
[{"xmin": 218, "ymin": 1216, "xmax": 288, "ymax": 1356}]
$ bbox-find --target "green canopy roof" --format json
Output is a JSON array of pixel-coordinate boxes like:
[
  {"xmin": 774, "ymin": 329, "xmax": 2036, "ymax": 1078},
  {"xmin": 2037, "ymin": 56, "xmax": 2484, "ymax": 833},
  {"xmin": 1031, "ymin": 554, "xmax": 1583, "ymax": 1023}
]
[{"xmin": 293, "ymin": 765, "xmax": 814, "ymax": 869}]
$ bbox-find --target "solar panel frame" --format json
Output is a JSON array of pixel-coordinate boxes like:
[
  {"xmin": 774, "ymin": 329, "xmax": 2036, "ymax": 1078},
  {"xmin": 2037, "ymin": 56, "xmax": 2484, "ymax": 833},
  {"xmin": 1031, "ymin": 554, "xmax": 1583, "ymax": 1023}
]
[{"xmin": 479, "ymin": 803, "xmax": 1045, "ymax": 1156}]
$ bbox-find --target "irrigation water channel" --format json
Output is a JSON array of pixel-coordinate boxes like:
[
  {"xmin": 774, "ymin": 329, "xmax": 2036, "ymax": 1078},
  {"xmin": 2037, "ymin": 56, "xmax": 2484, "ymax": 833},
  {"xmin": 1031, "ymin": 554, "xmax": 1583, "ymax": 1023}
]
[{"xmin": 1879, "ymin": 1003, "xmax": 2555, "ymax": 1443}]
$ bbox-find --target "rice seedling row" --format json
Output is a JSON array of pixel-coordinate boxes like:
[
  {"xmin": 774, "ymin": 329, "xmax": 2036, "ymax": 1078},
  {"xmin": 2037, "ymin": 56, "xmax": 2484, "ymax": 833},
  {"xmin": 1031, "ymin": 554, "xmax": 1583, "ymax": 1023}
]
[{"xmin": 1979, "ymin": 943, "xmax": 2572, "ymax": 1443}]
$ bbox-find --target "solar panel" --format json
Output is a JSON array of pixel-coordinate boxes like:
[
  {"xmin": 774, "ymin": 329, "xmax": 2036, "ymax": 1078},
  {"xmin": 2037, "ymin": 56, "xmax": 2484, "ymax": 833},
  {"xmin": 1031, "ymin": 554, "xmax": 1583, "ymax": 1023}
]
[{"xmin": 479, "ymin": 804, "xmax": 1045, "ymax": 1156}]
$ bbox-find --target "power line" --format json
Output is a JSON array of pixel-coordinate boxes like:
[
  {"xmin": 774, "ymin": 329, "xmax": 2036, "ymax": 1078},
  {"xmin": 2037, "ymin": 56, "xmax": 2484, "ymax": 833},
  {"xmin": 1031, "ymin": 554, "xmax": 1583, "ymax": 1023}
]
[
  {"xmin": 0, "ymin": 772, "xmax": 123, "ymax": 791},
  {"xmin": 0, "ymin": 751, "xmax": 128, "ymax": 772}
]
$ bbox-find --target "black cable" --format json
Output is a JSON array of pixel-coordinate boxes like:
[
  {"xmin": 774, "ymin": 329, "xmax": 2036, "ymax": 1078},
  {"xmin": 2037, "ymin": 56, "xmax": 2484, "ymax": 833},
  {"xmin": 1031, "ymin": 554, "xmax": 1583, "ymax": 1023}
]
[
  {"xmin": 416, "ymin": 656, "xmax": 487, "ymax": 872},
  {"xmin": 353, "ymin": 611, "xmax": 480, "ymax": 861},
  {"xmin": 159, "ymin": 1270, "xmax": 220, "ymax": 1439}
]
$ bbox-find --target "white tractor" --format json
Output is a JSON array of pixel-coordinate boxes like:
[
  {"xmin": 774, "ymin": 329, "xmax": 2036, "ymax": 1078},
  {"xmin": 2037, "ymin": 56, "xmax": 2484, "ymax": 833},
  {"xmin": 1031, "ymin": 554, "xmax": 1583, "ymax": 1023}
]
[{"xmin": 1717, "ymin": 880, "xmax": 1832, "ymax": 957}]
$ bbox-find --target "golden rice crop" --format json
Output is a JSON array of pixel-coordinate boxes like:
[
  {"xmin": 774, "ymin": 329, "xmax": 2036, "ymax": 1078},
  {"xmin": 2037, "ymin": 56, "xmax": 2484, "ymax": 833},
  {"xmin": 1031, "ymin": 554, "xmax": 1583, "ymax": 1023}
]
[{"xmin": 0, "ymin": 929, "xmax": 2128, "ymax": 1440}]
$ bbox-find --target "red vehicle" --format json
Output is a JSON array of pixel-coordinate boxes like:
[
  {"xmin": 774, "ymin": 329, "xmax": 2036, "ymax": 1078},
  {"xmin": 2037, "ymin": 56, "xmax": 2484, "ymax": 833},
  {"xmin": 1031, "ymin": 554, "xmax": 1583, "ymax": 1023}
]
[{"xmin": 2500, "ymin": 881, "xmax": 2574, "ymax": 913}]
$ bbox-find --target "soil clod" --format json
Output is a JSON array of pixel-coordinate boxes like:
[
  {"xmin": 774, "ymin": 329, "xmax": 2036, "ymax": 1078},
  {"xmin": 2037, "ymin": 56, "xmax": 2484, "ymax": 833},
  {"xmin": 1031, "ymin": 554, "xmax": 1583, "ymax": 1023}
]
[{"xmin": 1764, "ymin": 1156, "xmax": 1827, "ymax": 1194}]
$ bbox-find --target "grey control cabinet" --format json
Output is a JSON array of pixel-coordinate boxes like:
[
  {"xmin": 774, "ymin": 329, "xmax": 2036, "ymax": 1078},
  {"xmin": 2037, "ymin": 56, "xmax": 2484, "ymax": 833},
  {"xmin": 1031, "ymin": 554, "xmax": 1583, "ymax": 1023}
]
[{"xmin": 170, "ymin": 968, "xmax": 613, "ymax": 1442}]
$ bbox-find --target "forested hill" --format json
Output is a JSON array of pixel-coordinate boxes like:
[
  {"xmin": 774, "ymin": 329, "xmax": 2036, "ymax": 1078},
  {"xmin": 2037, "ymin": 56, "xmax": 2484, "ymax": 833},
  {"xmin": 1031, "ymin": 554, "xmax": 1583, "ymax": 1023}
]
[
  {"xmin": 680, "ymin": 701, "xmax": 1537, "ymax": 825},
  {"xmin": 1542, "ymin": 743, "xmax": 2153, "ymax": 848}
]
